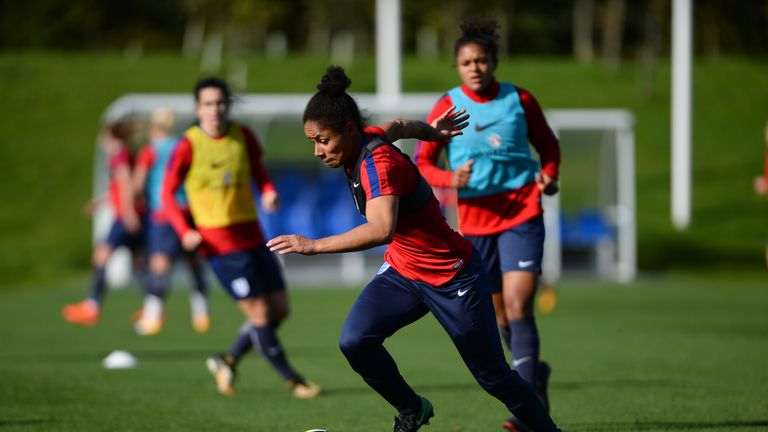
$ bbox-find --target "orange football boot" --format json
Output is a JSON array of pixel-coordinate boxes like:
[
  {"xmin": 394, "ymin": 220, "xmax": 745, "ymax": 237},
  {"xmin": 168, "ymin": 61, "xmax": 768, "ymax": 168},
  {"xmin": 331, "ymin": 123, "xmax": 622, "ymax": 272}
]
[{"xmin": 62, "ymin": 300, "xmax": 100, "ymax": 326}]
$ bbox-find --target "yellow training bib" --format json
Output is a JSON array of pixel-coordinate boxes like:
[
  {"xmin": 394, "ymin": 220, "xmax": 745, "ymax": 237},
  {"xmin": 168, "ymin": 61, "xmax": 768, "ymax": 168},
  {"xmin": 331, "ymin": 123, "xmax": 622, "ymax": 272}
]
[{"xmin": 183, "ymin": 124, "xmax": 258, "ymax": 228}]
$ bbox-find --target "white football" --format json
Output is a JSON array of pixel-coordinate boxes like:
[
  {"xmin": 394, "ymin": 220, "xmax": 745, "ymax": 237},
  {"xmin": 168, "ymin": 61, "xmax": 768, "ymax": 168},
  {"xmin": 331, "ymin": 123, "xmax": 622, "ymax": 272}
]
[
  {"xmin": 102, "ymin": 350, "xmax": 138, "ymax": 369},
  {"xmin": 303, "ymin": 429, "xmax": 328, "ymax": 432}
]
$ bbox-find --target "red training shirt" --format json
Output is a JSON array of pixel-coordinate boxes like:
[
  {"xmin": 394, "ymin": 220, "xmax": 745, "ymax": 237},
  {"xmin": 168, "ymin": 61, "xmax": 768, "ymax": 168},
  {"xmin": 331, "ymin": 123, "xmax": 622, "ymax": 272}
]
[{"xmin": 349, "ymin": 127, "xmax": 474, "ymax": 286}]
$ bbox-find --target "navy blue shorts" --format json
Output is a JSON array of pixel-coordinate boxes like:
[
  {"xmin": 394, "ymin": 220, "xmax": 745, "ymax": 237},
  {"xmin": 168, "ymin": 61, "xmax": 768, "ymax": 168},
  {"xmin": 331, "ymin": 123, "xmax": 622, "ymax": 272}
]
[
  {"xmin": 465, "ymin": 215, "xmax": 545, "ymax": 293},
  {"xmin": 105, "ymin": 220, "xmax": 144, "ymax": 250},
  {"xmin": 147, "ymin": 219, "xmax": 182, "ymax": 256},
  {"xmin": 208, "ymin": 247, "xmax": 285, "ymax": 300}
]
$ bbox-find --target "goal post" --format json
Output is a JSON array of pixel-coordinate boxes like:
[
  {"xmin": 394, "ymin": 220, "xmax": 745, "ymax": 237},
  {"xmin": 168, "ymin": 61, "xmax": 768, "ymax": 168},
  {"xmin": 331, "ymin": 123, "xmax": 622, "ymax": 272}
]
[{"xmin": 543, "ymin": 109, "xmax": 636, "ymax": 283}]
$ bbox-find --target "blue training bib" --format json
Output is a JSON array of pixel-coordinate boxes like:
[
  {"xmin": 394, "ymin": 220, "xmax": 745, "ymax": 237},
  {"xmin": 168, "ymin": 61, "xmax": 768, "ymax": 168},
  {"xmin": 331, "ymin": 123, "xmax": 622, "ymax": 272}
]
[
  {"xmin": 446, "ymin": 83, "xmax": 540, "ymax": 198},
  {"xmin": 146, "ymin": 136, "xmax": 187, "ymax": 210}
]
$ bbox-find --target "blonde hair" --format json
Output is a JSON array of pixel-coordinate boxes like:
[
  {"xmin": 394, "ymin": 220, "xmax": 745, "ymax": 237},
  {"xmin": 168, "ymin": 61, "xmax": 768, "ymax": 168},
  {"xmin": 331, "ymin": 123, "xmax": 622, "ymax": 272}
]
[{"xmin": 150, "ymin": 108, "xmax": 175, "ymax": 133}]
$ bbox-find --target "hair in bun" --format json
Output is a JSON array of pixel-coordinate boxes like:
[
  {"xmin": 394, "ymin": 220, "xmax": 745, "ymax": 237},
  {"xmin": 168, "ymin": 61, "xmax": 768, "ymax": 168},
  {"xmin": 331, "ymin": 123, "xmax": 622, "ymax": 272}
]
[
  {"xmin": 316, "ymin": 66, "xmax": 352, "ymax": 96},
  {"xmin": 303, "ymin": 65, "xmax": 363, "ymax": 132}
]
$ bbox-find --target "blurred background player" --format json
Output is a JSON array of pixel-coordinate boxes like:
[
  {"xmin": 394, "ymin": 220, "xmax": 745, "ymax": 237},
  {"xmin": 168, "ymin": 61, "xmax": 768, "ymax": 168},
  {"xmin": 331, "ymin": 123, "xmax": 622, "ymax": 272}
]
[
  {"xmin": 132, "ymin": 107, "xmax": 210, "ymax": 335},
  {"xmin": 62, "ymin": 120, "xmax": 145, "ymax": 326},
  {"xmin": 414, "ymin": 19, "xmax": 560, "ymax": 431},
  {"xmin": 162, "ymin": 77, "xmax": 320, "ymax": 399},
  {"xmin": 268, "ymin": 66, "xmax": 560, "ymax": 432},
  {"xmin": 753, "ymin": 120, "xmax": 768, "ymax": 267}
]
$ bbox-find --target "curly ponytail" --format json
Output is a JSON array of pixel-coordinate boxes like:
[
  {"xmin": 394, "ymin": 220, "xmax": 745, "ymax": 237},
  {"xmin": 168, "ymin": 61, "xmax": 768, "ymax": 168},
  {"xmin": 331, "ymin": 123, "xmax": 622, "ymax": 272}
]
[{"xmin": 303, "ymin": 65, "xmax": 363, "ymax": 132}]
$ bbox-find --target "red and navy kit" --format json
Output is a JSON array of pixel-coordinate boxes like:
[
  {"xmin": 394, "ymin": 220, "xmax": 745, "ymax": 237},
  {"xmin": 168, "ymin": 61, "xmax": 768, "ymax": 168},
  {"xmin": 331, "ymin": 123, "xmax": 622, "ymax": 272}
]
[
  {"xmin": 349, "ymin": 127, "xmax": 473, "ymax": 286},
  {"xmin": 338, "ymin": 127, "xmax": 561, "ymax": 431},
  {"xmin": 162, "ymin": 124, "xmax": 276, "ymax": 258},
  {"xmin": 107, "ymin": 147, "xmax": 133, "ymax": 218},
  {"xmin": 103, "ymin": 147, "xmax": 145, "ymax": 248},
  {"xmin": 414, "ymin": 80, "xmax": 560, "ymax": 236}
]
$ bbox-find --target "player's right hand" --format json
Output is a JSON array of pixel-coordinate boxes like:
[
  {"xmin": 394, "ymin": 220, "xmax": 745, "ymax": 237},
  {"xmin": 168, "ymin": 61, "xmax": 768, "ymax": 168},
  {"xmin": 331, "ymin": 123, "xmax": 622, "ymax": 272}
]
[
  {"xmin": 452, "ymin": 159, "xmax": 474, "ymax": 189},
  {"xmin": 182, "ymin": 230, "xmax": 203, "ymax": 251},
  {"xmin": 266, "ymin": 234, "xmax": 318, "ymax": 255}
]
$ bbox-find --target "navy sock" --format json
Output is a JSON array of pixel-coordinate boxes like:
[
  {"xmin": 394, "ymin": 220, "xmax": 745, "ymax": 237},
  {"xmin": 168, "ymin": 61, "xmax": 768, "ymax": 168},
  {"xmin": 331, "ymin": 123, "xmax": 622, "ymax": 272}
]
[
  {"xmin": 509, "ymin": 317, "xmax": 540, "ymax": 385},
  {"xmin": 249, "ymin": 325, "xmax": 301, "ymax": 382},
  {"xmin": 189, "ymin": 263, "xmax": 208, "ymax": 297},
  {"xmin": 228, "ymin": 322, "xmax": 254, "ymax": 363},
  {"xmin": 88, "ymin": 267, "xmax": 107, "ymax": 305},
  {"xmin": 145, "ymin": 271, "xmax": 170, "ymax": 299}
]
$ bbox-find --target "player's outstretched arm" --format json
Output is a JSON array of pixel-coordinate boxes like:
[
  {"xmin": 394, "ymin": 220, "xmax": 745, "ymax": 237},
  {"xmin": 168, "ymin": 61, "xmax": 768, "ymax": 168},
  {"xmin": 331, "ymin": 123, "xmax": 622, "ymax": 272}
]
[
  {"xmin": 267, "ymin": 195, "xmax": 398, "ymax": 255},
  {"xmin": 378, "ymin": 106, "xmax": 469, "ymax": 143}
]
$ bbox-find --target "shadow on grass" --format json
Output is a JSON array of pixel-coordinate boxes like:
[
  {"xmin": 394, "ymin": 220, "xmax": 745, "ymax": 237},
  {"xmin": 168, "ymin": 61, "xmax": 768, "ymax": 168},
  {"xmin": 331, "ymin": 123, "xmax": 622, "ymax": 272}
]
[
  {"xmin": 243, "ymin": 377, "xmax": 682, "ymax": 398},
  {"xmin": 554, "ymin": 378, "xmax": 677, "ymax": 390},
  {"xmin": 0, "ymin": 418, "xmax": 55, "ymax": 428},
  {"xmin": 566, "ymin": 420, "xmax": 768, "ymax": 431},
  {"xmin": 0, "ymin": 348, "xmax": 219, "ymax": 363},
  {"xmin": 323, "ymin": 381, "xmax": 480, "ymax": 396}
]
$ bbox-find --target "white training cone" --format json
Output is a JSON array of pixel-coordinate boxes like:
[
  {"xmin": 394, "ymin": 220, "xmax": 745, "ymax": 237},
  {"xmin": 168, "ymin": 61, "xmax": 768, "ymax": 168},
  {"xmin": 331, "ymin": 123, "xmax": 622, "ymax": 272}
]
[{"xmin": 102, "ymin": 350, "xmax": 138, "ymax": 369}]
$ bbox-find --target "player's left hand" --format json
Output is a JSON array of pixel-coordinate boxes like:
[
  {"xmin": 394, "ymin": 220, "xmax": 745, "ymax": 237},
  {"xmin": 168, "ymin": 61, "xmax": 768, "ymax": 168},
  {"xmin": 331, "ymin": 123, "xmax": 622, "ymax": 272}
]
[
  {"xmin": 536, "ymin": 172, "xmax": 559, "ymax": 196},
  {"xmin": 261, "ymin": 189, "xmax": 280, "ymax": 213},
  {"xmin": 123, "ymin": 211, "xmax": 142, "ymax": 233},
  {"xmin": 430, "ymin": 105, "xmax": 469, "ymax": 141},
  {"xmin": 267, "ymin": 234, "xmax": 318, "ymax": 255}
]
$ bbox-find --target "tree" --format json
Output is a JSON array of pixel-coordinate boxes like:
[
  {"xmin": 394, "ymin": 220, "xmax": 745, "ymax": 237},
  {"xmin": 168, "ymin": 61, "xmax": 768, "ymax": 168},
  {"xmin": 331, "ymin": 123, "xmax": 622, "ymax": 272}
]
[
  {"xmin": 600, "ymin": 0, "xmax": 627, "ymax": 72},
  {"xmin": 573, "ymin": 0, "xmax": 595, "ymax": 62}
]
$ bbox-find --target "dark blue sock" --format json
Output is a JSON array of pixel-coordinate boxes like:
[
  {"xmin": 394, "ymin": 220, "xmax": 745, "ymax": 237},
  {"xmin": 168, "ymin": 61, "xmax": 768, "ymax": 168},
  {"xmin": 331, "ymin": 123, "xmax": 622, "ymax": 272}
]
[
  {"xmin": 228, "ymin": 322, "xmax": 254, "ymax": 363},
  {"xmin": 88, "ymin": 267, "xmax": 107, "ymax": 305},
  {"xmin": 509, "ymin": 317, "xmax": 540, "ymax": 385},
  {"xmin": 189, "ymin": 262, "xmax": 208, "ymax": 297},
  {"xmin": 145, "ymin": 271, "xmax": 170, "ymax": 299},
  {"xmin": 249, "ymin": 325, "xmax": 301, "ymax": 382}
]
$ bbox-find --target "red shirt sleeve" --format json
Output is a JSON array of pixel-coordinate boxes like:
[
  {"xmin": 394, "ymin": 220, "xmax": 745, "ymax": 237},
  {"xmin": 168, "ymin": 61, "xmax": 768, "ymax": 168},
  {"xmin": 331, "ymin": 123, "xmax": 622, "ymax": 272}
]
[
  {"xmin": 242, "ymin": 126, "xmax": 276, "ymax": 194},
  {"xmin": 364, "ymin": 125, "xmax": 386, "ymax": 137},
  {"xmin": 135, "ymin": 145, "xmax": 155, "ymax": 170},
  {"xmin": 414, "ymin": 94, "xmax": 455, "ymax": 187},
  {"xmin": 359, "ymin": 146, "xmax": 412, "ymax": 202},
  {"xmin": 109, "ymin": 147, "xmax": 132, "ymax": 171},
  {"xmin": 162, "ymin": 137, "xmax": 193, "ymax": 237},
  {"xmin": 517, "ymin": 86, "xmax": 560, "ymax": 179},
  {"xmin": 358, "ymin": 128, "xmax": 404, "ymax": 201}
]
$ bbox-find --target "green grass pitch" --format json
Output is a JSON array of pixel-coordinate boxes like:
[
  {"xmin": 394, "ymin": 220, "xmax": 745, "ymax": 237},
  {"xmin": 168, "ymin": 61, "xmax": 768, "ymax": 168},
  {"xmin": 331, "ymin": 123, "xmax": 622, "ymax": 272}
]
[{"xmin": 1, "ymin": 275, "xmax": 766, "ymax": 431}]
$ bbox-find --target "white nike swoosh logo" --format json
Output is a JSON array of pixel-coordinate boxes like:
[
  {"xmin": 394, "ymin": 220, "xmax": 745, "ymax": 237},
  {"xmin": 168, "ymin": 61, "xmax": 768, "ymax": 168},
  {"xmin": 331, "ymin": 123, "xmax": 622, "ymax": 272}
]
[
  {"xmin": 353, "ymin": 182, "xmax": 360, "ymax": 187},
  {"xmin": 457, "ymin": 287, "xmax": 470, "ymax": 297},
  {"xmin": 513, "ymin": 356, "xmax": 533, "ymax": 367},
  {"xmin": 518, "ymin": 260, "xmax": 535, "ymax": 268}
]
